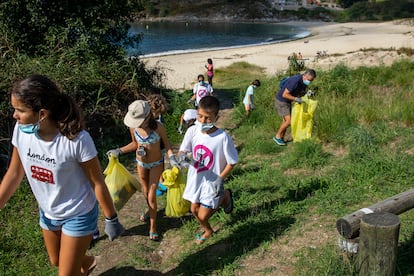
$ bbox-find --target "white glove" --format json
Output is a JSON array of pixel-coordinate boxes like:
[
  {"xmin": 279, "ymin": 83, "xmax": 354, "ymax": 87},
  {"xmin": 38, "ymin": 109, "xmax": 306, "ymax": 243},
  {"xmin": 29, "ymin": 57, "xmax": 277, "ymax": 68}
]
[
  {"xmin": 169, "ymin": 154, "xmax": 181, "ymax": 169},
  {"xmin": 178, "ymin": 154, "xmax": 192, "ymax": 168},
  {"xmin": 178, "ymin": 125, "xmax": 183, "ymax": 135},
  {"xmin": 294, "ymin": 97, "xmax": 303, "ymax": 104},
  {"xmin": 106, "ymin": 148, "xmax": 122, "ymax": 158}
]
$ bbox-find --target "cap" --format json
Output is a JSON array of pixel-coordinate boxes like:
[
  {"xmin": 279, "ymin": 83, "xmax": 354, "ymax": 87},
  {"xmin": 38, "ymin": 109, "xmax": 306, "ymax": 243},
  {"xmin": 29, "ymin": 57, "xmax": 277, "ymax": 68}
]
[
  {"xmin": 124, "ymin": 100, "xmax": 151, "ymax": 128},
  {"xmin": 183, "ymin": 109, "xmax": 197, "ymax": 122}
]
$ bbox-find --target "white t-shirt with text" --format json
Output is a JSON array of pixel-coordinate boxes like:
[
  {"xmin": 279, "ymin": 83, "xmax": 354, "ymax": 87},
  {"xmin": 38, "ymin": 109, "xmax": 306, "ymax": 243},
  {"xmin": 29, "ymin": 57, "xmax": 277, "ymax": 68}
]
[{"xmin": 12, "ymin": 124, "xmax": 97, "ymax": 220}]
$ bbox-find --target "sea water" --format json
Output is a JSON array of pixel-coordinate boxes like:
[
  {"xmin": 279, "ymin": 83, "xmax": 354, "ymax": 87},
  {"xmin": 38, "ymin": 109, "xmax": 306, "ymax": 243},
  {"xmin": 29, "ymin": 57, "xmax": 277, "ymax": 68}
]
[{"xmin": 127, "ymin": 21, "xmax": 309, "ymax": 57}]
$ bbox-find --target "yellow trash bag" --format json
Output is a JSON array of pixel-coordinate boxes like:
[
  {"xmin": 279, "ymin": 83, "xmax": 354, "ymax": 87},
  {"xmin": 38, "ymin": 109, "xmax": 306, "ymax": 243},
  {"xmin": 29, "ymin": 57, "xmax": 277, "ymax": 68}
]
[
  {"xmin": 291, "ymin": 95, "xmax": 318, "ymax": 142},
  {"xmin": 162, "ymin": 166, "xmax": 190, "ymax": 217},
  {"xmin": 103, "ymin": 155, "xmax": 140, "ymax": 211}
]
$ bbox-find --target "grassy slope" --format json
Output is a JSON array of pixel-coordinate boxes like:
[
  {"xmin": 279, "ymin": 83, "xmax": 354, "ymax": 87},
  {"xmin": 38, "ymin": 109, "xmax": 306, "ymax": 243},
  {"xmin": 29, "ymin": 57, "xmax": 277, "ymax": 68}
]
[{"xmin": 2, "ymin": 59, "xmax": 414, "ymax": 275}]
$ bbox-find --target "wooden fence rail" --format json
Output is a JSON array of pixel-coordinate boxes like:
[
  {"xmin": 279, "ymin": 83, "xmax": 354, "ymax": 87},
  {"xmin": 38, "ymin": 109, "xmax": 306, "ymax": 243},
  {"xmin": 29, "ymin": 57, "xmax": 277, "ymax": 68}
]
[{"xmin": 336, "ymin": 188, "xmax": 414, "ymax": 239}]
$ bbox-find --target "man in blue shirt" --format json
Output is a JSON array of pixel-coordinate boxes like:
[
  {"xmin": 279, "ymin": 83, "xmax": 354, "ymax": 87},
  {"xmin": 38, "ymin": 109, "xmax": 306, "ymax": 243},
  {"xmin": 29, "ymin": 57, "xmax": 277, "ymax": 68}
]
[{"xmin": 273, "ymin": 69, "xmax": 316, "ymax": 146}]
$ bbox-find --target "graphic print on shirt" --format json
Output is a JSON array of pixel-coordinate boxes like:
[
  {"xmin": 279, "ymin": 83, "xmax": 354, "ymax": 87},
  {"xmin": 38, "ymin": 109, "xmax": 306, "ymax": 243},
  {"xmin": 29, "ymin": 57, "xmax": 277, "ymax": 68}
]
[
  {"xmin": 31, "ymin": 166, "xmax": 55, "ymax": 184},
  {"xmin": 197, "ymin": 86, "xmax": 209, "ymax": 100},
  {"xmin": 26, "ymin": 147, "xmax": 56, "ymax": 184},
  {"xmin": 193, "ymin": 144, "xmax": 214, "ymax": 173}
]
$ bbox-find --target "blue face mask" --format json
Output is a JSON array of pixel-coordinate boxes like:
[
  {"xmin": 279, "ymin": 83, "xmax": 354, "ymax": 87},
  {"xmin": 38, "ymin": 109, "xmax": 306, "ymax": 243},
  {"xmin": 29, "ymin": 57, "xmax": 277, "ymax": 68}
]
[
  {"xmin": 195, "ymin": 120, "xmax": 214, "ymax": 132},
  {"xmin": 199, "ymin": 81, "xmax": 204, "ymax": 86},
  {"xmin": 18, "ymin": 122, "xmax": 40, "ymax": 134},
  {"xmin": 303, "ymin": 79, "xmax": 312, "ymax": 86}
]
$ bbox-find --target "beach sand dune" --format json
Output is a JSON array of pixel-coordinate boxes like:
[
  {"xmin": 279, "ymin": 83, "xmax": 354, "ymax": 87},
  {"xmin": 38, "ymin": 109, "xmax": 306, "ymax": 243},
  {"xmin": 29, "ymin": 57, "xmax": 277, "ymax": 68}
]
[{"xmin": 143, "ymin": 20, "xmax": 414, "ymax": 90}]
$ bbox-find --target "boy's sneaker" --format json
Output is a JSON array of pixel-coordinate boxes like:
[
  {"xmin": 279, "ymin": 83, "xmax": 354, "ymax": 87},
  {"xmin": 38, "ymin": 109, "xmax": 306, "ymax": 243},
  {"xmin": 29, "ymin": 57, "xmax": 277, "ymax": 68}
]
[{"xmin": 273, "ymin": 136, "xmax": 286, "ymax": 146}]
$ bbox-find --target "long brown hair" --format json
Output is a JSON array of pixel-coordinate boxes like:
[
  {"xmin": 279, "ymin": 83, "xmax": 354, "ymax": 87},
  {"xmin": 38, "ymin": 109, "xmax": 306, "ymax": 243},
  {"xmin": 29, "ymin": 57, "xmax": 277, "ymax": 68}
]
[{"xmin": 11, "ymin": 74, "xmax": 84, "ymax": 140}]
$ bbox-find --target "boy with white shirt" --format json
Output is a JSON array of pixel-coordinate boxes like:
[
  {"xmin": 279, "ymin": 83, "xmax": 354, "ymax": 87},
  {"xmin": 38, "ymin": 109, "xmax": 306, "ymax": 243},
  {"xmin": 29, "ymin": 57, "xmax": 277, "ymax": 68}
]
[{"xmin": 177, "ymin": 96, "xmax": 238, "ymax": 244}]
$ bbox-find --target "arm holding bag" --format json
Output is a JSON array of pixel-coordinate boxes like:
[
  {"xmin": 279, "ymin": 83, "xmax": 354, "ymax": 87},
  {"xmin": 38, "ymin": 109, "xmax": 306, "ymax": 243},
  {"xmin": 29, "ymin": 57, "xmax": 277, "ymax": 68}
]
[{"xmin": 103, "ymin": 155, "xmax": 140, "ymax": 211}]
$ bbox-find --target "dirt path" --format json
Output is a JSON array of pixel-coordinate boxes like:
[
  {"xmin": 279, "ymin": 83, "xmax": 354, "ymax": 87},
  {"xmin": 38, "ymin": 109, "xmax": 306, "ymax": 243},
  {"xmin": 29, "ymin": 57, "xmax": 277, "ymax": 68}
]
[{"xmin": 89, "ymin": 89, "xmax": 237, "ymax": 275}]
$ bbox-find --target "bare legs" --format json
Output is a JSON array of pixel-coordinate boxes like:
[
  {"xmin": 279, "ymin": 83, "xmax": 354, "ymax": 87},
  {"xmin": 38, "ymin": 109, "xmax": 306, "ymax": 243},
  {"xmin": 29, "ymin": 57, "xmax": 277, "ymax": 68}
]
[
  {"xmin": 275, "ymin": 114, "xmax": 291, "ymax": 140},
  {"xmin": 137, "ymin": 163, "xmax": 163, "ymax": 238},
  {"xmin": 191, "ymin": 189, "xmax": 232, "ymax": 244},
  {"xmin": 42, "ymin": 229, "xmax": 93, "ymax": 275}
]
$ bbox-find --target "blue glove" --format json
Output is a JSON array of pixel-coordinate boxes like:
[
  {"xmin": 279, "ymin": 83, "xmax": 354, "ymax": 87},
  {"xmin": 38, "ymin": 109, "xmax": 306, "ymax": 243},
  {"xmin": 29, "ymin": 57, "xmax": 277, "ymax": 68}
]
[
  {"xmin": 106, "ymin": 148, "xmax": 121, "ymax": 158},
  {"xmin": 294, "ymin": 97, "xmax": 303, "ymax": 104},
  {"xmin": 169, "ymin": 154, "xmax": 180, "ymax": 169},
  {"xmin": 104, "ymin": 214, "xmax": 125, "ymax": 241}
]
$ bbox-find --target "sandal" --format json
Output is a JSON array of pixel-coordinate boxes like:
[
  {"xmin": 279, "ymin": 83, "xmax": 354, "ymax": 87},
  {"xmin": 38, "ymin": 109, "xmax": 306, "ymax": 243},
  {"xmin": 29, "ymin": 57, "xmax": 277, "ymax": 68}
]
[
  {"xmin": 87, "ymin": 257, "xmax": 97, "ymax": 276},
  {"xmin": 139, "ymin": 211, "xmax": 150, "ymax": 222},
  {"xmin": 223, "ymin": 189, "xmax": 234, "ymax": 214},
  {"xmin": 195, "ymin": 232, "xmax": 212, "ymax": 245},
  {"xmin": 82, "ymin": 256, "xmax": 96, "ymax": 276},
  {"xmin": 149, "ymin": 232, "xmax": 159, "ymax": 241}
]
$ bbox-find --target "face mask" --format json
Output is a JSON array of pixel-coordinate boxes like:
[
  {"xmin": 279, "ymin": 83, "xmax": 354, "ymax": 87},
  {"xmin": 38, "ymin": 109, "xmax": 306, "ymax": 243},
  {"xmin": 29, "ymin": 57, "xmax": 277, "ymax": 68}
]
[
  {"xmin": 19, "ymin": 122, "xmax": 40, "ymax": 134},
  {"xmin": 199, "ymin": 81, "xmax": 204, "ymax": 85},
  {"xmin": 195, "ymin": 120, "xmax": 214, "ymax": 132},
  {"xmin": 303, "ymin": 79, "xmax": 312, "ymax": 86},
  {"xmin": 18, "ymin": 112, "xmax": 42, "ymax": 134}
]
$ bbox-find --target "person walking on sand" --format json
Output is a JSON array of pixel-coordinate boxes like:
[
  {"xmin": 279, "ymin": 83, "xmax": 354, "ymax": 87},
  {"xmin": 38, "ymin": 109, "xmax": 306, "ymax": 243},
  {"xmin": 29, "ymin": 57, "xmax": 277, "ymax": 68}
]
[
  {"xmin": 177, "ymin": 96, "xmax": 238, "ymax": 244},
  {"xmin": 243, "ymin": 79, "xmax": 261, "ymax": 117},
  {"xmin": 205, "ymin": 58, "xmax": 214, "ymax": 87},
  {"xmin": 0, "ymin": 74, "xmax": 124, "ymax": 275},
  {"xmin": 106, "ymin": 100, "xmax": 180, "ymax": 241},
  {"xmin": 273, "ymin": 69, "xmax": 316, "ymax": 146},
  {"xmin": 188, "ymin": 74, "xmax": 214, "ymax": 107}
]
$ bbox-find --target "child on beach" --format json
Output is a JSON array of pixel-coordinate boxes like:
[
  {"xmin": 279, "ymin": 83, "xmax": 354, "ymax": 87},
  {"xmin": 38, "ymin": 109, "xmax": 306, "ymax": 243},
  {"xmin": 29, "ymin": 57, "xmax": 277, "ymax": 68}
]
[
  {"xmin": 205, "ymin": 58, "xmax": 214, "ymax": 87},
  {"xmin": 243, "ymin": 79, "xmax": 261, "ymax": 117},
  {"xmin": 106, "ymin": 100, "xmax": 179, "ymax": 241},
  {"xmin": 177, "ymin": 96, "xmax": 238, "ymax": 244},
  {"xmin": 0, "ymin": 75, "xmax": 124, "ymax": 275}
]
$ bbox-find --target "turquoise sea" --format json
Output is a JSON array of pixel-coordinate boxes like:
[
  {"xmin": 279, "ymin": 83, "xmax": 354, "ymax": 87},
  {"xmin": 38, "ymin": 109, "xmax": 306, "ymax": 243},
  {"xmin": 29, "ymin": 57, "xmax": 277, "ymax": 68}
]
[{"xmin": 128, "ymin": 21, "xmax": 310, "ymax": 57}]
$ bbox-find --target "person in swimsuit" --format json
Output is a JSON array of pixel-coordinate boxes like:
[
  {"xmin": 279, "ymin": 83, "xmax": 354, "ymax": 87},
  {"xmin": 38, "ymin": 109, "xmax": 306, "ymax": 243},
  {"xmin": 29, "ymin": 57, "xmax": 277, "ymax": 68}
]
[{"xmin": 106, "ymin": 100, "xmax": 179, "ymax": 241}]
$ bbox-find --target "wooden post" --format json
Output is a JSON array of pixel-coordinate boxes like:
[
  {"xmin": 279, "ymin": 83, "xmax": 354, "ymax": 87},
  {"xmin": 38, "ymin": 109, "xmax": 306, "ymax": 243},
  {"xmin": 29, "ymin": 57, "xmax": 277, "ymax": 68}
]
[
  {"xmin": 336, "ymin": 188, "xmax": 414, "ymax": 238},
  {"xmin": 358, "ymin": 212, "xmax": 400, "ymax": 276}
]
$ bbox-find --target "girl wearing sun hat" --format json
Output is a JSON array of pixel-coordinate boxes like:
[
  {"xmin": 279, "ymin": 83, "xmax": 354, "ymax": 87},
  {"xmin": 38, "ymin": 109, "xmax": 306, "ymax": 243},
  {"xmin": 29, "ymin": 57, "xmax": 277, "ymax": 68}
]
[{"xmin": 107, "ymin": 100, "xmax": 180, "ymax": 241}]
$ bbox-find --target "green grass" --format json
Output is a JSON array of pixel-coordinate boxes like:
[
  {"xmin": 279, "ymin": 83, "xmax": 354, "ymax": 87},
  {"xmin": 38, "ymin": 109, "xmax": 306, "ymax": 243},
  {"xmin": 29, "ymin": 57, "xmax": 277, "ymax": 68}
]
[{"xmin": 2, "ymin": 59, "xmax": 414, "ymax": 275}]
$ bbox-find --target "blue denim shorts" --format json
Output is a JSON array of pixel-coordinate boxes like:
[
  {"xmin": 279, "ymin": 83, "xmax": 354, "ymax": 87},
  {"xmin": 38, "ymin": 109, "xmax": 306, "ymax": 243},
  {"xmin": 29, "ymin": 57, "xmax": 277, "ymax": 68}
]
[{"xmin": 39, "ymin": 202, "xmax": 98, "ymax": 237}]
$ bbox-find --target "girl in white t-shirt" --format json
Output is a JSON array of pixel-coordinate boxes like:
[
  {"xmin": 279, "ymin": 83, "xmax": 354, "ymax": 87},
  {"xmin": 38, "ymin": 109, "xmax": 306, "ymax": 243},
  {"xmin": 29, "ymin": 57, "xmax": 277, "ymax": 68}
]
[{"xmin": 0, "ymin": 75, "xmax": 124, "ymax": 275}]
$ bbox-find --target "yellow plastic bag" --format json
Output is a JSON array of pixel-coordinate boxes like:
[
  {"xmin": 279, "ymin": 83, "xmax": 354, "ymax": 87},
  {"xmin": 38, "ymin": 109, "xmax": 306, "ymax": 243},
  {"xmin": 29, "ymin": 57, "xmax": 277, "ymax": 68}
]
[
  {"xmin": 291, "ymin": 95, "xmax": 318, "ymax": 142},
  {"xmin": 162, "ymin": 166, "xmax": 190, "ymax": 217},
  {"xmin": 103, "ymin": 155, "xmax": 140, "ymax": 211}
]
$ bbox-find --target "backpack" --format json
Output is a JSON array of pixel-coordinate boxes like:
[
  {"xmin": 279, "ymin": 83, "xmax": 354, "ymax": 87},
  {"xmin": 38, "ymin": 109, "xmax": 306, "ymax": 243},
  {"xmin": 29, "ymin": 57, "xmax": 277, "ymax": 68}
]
[{"xmin": 279, "ymin": 77, "xmax": 290, "ymax": 89}]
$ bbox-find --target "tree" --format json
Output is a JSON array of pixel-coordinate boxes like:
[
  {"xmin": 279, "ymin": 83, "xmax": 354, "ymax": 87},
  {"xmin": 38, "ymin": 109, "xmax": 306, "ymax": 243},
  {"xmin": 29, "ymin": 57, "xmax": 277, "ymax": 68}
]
[
  {"xmin": 0, "ymin": 0, "xmax": 142, "ymax": 60},
  {"xmin": 336, "ymin": 0, "xmax": 368, "ymax": 8}
]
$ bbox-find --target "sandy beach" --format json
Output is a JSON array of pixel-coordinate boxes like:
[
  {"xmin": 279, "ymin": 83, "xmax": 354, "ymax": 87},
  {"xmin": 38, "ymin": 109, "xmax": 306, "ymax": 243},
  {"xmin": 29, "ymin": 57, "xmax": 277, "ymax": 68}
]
[{"xmin": 142, "ymin": 20, "xmax": 414, "ymax": 90}]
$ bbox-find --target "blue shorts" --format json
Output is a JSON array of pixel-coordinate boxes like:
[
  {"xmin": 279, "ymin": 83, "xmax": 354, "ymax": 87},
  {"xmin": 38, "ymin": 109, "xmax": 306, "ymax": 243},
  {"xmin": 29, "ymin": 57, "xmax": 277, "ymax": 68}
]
[{"xmin": 39, "ymin": 203, "xmax": 98, "ymax": 237}]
